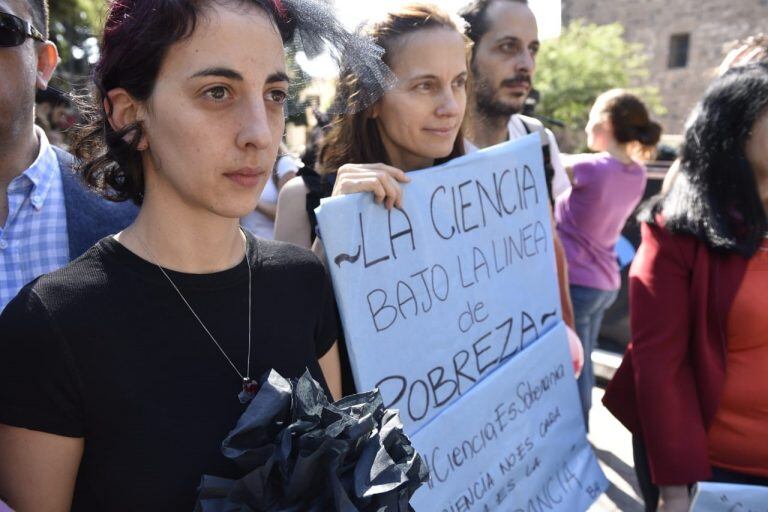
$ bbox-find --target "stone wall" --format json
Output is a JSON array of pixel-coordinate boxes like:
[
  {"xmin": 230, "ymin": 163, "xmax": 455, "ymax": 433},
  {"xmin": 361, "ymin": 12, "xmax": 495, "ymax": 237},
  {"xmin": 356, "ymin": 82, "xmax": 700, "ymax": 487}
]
[{"xmin": 562, "ymin": 0, "xmax": 767, "ymax": 134}]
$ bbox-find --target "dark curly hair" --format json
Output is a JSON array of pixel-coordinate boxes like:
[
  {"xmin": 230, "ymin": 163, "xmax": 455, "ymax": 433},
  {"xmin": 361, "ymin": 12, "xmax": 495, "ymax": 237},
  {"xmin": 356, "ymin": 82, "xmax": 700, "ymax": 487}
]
[
  {"xmin": 641, "ymin": 62, "xmax": 768, "ymax": 257},
  {"xmin": 458, "ymin": 0, "xmax": 527, "ymax": 61},
  {"xmin": 71, "ymin": 0, "xmax": 295, "ymax": 204}
]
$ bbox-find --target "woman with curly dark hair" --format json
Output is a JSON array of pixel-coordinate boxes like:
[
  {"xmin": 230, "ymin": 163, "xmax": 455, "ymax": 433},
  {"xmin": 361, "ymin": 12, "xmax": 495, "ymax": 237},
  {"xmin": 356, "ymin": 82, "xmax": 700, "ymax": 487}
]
[
  {"xmin": 0, "ymin": 0, "xmax": 387, "ymax": 508},
  {"xmin": 603, "ymin": 62, "xmax": 768, "ymax": 511}
]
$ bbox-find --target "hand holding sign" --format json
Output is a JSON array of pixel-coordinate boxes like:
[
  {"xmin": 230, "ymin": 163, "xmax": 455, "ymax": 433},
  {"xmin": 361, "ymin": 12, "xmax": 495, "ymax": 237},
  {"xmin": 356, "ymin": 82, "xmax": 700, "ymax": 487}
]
[
  {"xmin": 332, "ymin": 162, "xmax": 411, "ymax": 210},
  {"xmin": 316, "ymin": 135, "xmax": 607, "ymax": 511},
  {"xmin": 317, "ymin": 136, "xmax": 562, "ymax": 430}
]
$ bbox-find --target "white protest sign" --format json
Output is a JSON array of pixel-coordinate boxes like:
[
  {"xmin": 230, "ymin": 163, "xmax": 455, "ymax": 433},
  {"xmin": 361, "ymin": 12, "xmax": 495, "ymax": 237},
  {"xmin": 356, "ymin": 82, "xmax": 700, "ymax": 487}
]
[
  {"xmin": 315, "ymin": 135, "xmax": 607, "ymax": 510},
  {"xmin": 411, "ymin": 323, "xmax": 608, "ymax": 512},
  {"xmin": 316, "ymin": 135, "xmax": 561, "ymax": 432},
  {"xmin": 691, "ymin": 482, "xmax": 768, "ymax": 512}
]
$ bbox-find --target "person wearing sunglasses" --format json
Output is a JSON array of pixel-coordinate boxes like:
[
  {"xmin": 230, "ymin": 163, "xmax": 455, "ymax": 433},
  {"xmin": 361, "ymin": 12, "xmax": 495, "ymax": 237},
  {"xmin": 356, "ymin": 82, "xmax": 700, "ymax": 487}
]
[{"xmin": 0, "ymin": 0, "xmax": 137, "ymax": 314}]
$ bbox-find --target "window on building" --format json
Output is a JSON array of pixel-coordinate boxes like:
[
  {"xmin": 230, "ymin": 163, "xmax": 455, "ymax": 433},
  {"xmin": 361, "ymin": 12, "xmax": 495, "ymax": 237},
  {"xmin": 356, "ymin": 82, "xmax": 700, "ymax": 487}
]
[{"xmin": 668, "ymin": 33, "xmax": 690, "ymax": 69}]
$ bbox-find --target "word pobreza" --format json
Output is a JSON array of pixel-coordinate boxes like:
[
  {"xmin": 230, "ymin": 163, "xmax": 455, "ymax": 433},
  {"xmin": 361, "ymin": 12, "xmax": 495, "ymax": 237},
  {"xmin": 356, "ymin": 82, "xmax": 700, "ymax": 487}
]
[
  {"xmin": 316, "ymin": 135, "xmax": 559, "ymax": 430},
  {"xmin": 316, "ymin": 135, "xmax": 607, "ymax": 510}
]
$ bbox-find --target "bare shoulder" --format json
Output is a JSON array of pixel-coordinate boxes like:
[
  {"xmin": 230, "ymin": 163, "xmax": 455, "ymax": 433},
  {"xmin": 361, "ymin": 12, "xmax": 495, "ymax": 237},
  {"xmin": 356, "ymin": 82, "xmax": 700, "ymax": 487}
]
[
  {"xmin": 275, "ymin": 176, "xmax": 312, "ymax": 249},
  {"xmin": 278, "ymin": 175, "xmax": 310, "ymax": 203}
]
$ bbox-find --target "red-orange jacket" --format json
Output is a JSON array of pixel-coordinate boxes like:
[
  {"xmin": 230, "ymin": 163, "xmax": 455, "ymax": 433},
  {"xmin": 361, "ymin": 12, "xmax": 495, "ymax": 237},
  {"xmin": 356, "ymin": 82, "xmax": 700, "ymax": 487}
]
[{"xmin": 603, "ymin": 220, "xmax": 749, "ymax": 485}]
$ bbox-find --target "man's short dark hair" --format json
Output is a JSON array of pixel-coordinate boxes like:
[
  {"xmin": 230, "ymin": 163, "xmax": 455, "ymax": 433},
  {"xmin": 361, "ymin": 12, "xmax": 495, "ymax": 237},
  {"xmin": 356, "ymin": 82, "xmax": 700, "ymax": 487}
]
[
  {"xmin": 29, "ymin": 0, "xmax": 49, "ymax": 40},
  {"xmin": 459, "ymin": 0, "xmax": 527, "ymax": 46}
]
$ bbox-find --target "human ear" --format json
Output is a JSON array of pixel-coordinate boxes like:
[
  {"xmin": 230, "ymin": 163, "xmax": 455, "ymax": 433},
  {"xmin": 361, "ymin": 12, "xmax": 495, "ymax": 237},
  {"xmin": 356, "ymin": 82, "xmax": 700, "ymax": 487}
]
[
  {"xmin": 105, "ymin": 88, "xmax": 149, "ymax": 150},
  {"xmin": 35, "ymin": 42, "xmax": 59, "ymax": 90}
]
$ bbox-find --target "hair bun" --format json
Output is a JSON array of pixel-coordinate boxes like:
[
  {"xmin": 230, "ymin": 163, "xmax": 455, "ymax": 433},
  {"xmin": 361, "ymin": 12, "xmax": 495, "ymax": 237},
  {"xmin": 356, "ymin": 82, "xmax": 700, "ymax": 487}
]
[{"xmin": 636, "ymin": 121, "xmax": 662, "ymax": 147}]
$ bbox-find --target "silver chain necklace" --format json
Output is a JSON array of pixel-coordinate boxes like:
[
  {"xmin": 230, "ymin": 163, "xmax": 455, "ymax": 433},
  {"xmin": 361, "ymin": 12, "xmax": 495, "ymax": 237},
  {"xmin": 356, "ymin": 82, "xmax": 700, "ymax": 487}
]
[{"xmin": 137, "ymin": 231, "xmax": 257, "ymax": 403}]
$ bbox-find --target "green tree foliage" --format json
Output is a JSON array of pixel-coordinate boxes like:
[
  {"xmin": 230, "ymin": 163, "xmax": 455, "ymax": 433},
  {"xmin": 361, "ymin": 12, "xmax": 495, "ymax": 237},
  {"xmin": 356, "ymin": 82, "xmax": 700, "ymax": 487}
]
[
  {"xmin": 535, "ymin": 20, "xmax": 664, "ymax": 150},
  {"xmin": 49, "ymin": 0, "xmax": 104, "ymax": 81}
]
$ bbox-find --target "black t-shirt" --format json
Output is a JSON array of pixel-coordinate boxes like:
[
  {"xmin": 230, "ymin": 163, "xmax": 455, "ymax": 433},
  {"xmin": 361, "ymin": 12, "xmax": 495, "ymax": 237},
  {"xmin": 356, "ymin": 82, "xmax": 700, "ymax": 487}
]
[{"xmin": 0, "ymin": 234, "xmax": 337, "ymax": 511}]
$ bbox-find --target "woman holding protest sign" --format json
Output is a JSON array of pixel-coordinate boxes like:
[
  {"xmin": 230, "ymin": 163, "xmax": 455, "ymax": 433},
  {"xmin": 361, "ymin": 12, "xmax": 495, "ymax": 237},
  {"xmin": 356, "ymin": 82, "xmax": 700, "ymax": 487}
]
[
  {"xmin": 274, "ymin": 3, "xmax": 469, "ymax": 396},
  {"xmin": 0, "ymin": 0, "xmax": 397, "ymax": 509},
  {"xmin": 604, "ymin": 63, "xmax": 768, "ymax": 511},
  {"xmin": 274, "ymin": 3, "xmax": 469, "ymax": 249}
]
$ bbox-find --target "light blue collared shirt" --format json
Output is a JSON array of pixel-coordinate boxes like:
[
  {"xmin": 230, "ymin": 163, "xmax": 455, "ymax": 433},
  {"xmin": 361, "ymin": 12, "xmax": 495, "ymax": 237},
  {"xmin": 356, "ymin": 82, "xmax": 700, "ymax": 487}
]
[{"xmin": 0, "ymin": 127, "xmax": 70, "ymax": 312}]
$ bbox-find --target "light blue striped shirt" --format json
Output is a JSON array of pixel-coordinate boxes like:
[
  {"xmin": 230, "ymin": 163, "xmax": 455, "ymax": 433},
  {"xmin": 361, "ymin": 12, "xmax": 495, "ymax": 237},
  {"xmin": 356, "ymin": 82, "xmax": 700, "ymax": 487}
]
[{"xmin": 0, "ymin": 128, "xmax": 69, "ymax": 312}]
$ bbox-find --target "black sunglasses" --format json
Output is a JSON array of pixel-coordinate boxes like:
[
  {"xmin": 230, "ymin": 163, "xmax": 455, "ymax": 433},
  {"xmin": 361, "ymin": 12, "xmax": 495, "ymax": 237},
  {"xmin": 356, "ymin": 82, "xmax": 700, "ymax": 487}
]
[{"xmin": 0, "ymin": 11, "xmax": 45, "ymax": 47}]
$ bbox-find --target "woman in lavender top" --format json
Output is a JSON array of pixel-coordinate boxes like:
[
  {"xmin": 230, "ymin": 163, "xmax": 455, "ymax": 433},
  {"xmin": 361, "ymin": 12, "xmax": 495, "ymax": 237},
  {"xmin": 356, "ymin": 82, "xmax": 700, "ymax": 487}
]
[{"xmin": 555, "ymin": 89, "xmax": 661, "ymax": 429}]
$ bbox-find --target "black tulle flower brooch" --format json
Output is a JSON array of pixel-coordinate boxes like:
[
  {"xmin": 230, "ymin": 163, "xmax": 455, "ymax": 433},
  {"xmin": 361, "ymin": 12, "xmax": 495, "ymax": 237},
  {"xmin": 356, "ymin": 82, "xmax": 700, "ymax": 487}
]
[{"xmin": 194, "ymin": 370, "xmax": 428, "ymax": 512}]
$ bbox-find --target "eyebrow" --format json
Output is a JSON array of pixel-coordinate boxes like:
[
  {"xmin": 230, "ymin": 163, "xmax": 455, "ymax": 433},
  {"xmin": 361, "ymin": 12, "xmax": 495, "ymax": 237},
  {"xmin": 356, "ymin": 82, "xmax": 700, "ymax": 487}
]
[
  {"xmin": 408, "ymin": 74, "xmax": 440, "ymax": 82},
  {"xmin": 190, "ymin": 67, "xmax": 244, "ymax": 80},
  {"xmin": 496, "ymin": 36, "xmax": 540, "ymax": 47},
  {"xmin": 266, "ymin": 71, "xmax": 290, "ymax": 84},
  {"xmin": 189, "ymin": 68, "xmax": 290, "ymax": 84},
  {"xmin": 409, "ymin": 70, "xmax": 467, "ymax": 80}
]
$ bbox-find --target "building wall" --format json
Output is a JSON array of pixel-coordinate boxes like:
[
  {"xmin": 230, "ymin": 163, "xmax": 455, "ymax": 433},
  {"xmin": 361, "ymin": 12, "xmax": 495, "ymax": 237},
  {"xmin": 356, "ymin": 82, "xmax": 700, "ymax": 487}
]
[{"xmin": 562, "ymin": 0, "xmax": 767, "ymax": 134}]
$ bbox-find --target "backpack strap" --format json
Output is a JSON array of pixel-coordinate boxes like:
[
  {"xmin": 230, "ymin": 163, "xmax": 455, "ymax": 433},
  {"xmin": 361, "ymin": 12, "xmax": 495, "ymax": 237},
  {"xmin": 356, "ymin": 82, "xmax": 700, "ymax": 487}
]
[{"xmin": 518, "ymin": 116, "xmax": 555, "ymax": 207}]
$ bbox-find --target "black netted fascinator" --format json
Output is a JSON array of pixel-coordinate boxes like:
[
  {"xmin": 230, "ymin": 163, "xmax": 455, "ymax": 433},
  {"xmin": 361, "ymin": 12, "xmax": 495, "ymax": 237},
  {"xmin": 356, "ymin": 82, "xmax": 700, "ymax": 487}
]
[
  {"xmin": 194, "ymin": 370, "xmax": 428, "ymax": 512},
  {"xmin": 269, "ymin": 0, "xmax": 396, "ymax": 115}
]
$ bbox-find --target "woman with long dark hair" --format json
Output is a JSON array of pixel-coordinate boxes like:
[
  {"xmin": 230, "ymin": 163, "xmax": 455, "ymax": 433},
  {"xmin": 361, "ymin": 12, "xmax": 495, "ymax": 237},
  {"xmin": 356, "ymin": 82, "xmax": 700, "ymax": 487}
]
[
  {"xmin": 0, "ymin": 0, "xmax": 387, "ymax": 508},
  {"xmin": 604, "ymin": 62, "xmax": 768, "ymax": 511}
]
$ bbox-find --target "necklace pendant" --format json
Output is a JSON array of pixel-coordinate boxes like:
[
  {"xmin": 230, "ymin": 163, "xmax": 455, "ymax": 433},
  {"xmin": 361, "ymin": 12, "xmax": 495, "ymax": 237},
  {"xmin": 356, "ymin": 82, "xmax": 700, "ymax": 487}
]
[{"xmin": 238, "ymin": 377, "xmax": 259, "ymax": 404}]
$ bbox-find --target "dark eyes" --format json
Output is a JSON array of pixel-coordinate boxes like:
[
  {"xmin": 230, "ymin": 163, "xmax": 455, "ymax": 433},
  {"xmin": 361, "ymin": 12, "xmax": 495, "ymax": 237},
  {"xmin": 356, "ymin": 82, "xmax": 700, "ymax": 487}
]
[
  {"xmin": 414, "ymin": 77, "xmax": 467, "ymax": 92},
  {"xmin": 499, "ymin": 42, "xmax": 539, "ymax": 57},
  {"xmin": 201, "ymin": 86, "xmax": 288, "ymax": 106},
  {"xmin": 416, "ymin": 82, "xmax": 434, "ymax": 91},
  {"xmin": 204, "ymin": 86, "xmax": 230, "ymax": 102},
  {"xmin": 266, "ymin": 89, "xmax": 288, "ymax": 105}
]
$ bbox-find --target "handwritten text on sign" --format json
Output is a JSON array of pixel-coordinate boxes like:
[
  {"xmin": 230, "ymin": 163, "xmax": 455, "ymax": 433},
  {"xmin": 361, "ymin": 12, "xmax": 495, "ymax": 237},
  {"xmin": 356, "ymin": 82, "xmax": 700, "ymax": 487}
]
[
  {"xmin": 410, "ymin": 324, "xmax": 608, "ymax": 512},
  {"xmin": 691, "ymin": 482, "xmax": 768, "ymax": 512},
  {"xmin": 315, "ymin": 136, "xmax": 560, "ymax": 432}
]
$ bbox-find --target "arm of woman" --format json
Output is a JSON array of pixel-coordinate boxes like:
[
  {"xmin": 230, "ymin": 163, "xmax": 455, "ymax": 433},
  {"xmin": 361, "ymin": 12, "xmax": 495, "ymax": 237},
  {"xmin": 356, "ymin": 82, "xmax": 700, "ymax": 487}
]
[
  {"xmin": 550, "ymin": 203, "xmax": 575, "ymax": 329},
  {"xmin": 254, "ymin": 201, "xmax": 278, "ymax": 221},
  {"xmin": 318, "ymin": 342, "xmax": 342, "ymax": 401},
  {"xmin": 277, "ymin": 170, "xmax": 297, "ymax": 191},
  {"xmin": 274, "ymin": 177, "xmax": 313, "ymax": 249},
  {"xmin": 628, "ymin": 221, "xmax": 710, "ymax": 486},
  {"xmin": 0, "ymin": 425, "xmax": 83, "ymax": 512},
  {"xmin": 658, "ymin": 485, "xmax": 691, "ymax": 512},
  {"xmin": 257, "ymin": 170, "xmax": 298, "ymax": 222},
  {"xmin": 0, "ymin": 291, "xmax": 88, "ymax": 512}
]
